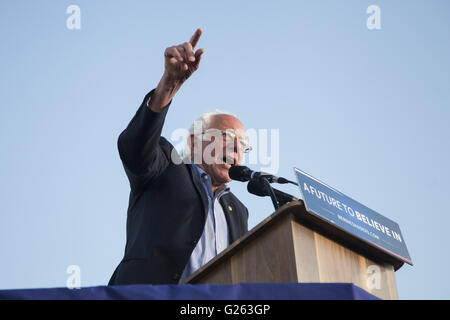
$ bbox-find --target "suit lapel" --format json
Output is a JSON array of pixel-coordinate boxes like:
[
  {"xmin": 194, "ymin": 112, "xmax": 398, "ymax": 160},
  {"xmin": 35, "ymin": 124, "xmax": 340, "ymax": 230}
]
[
  {"xmin": 187, "ymin": 163, "xmax": 246, "ymax": 243},
  {"xmin": 219, "ymin": 193, "xmax": 242, "ymax": 243}
]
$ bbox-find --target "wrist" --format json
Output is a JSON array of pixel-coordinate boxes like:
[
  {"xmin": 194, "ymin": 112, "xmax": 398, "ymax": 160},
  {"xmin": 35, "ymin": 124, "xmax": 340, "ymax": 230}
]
[
  {"xmin": 147, "ymin": 73, "xmax": 181, "ymax": 112},
  {"xmin": 160, "ymin": 71, "xmax": 183, "ymax": 92}
]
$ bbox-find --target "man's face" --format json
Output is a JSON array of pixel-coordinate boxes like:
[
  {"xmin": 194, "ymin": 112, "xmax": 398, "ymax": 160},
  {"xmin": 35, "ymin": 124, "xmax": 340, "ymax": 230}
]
[{"xmin": 190, "ymin": 114, "xmax": 247, "ymax": 188}]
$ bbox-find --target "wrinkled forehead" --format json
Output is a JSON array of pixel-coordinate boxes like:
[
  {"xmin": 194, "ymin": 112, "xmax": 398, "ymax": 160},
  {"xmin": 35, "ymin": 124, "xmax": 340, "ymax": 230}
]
[{"xmin": 207, "ymin": 114, "xmax": 246, "ymax": 135}]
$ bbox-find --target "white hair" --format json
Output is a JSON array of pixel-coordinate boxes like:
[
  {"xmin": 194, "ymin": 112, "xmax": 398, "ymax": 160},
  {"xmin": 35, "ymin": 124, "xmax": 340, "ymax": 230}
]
[
  {"xmin": 182, "ymin": 109, "xmax": 237, "ymax": 162},
  {"xmin": 188, "ymin": 109, "xmax": 237, "ymax": 134}
]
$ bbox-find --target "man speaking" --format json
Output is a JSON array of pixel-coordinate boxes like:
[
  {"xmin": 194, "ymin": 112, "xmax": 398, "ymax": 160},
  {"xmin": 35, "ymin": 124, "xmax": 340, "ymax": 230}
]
[{"xmin": 109, "ymin": 29, "xmax": 250, "ymax": 285}]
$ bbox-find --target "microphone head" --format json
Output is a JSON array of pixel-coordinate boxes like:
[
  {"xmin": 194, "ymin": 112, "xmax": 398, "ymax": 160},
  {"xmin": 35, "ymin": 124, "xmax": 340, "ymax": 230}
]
[
  {"xmin": 228, "ymin": 165, "xmax": 252, "ymax": 182},
  {"xmin": 247, "ymin": 180, "xmax": 269, "ymax": 197}
]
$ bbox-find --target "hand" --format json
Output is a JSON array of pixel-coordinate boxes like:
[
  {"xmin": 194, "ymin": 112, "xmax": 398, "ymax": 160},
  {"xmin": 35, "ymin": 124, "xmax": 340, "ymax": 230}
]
[
  {"xmin": 163, "ymin": 28, "xmax": 205, "ymax": 84},
  {"xmin": 148, "ymin": 28, "xmax": 205, "ymax": 112}
]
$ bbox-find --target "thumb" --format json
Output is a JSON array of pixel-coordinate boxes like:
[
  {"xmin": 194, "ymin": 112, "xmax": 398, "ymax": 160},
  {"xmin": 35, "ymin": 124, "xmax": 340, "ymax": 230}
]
[{"xmin": 193, "ymin": 48, "xmax": 205, "ymax": 68}]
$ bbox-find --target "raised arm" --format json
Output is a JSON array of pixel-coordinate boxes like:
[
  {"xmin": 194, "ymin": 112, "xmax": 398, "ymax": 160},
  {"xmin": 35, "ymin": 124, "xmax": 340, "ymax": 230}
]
[
  {"xmin": 118, "ymin": 28, "xmax": 205, "ymax": 191},
  {"xmin": 148, "ymin": 28, "xmax": 204, "ymax": 112}
]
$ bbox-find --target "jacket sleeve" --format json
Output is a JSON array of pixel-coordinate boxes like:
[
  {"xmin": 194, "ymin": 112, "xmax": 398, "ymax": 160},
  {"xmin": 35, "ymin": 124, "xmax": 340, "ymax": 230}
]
[{"xmin": 117, "ymin": 89, "xmax": 172, "ymax": 192}]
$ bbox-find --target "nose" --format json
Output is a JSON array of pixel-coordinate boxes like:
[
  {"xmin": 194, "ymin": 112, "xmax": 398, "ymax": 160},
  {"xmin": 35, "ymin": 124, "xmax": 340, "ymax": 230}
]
[{"xmin": 223, "ymin": 147, "xmax": 240, "ymax": 166}]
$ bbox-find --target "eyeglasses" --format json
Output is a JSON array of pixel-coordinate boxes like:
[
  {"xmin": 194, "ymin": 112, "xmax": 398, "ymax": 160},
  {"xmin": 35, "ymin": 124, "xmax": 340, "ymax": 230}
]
[{"xmin": 198, "ymin": 129, "xmax": 253, "ymax": 153}]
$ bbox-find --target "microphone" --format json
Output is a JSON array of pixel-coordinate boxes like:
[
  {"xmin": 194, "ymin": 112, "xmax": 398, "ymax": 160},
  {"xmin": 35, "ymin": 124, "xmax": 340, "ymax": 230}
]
[
  {"xmin": 228, "ymin": 165, "xmax": 297, "ymax": 185},
  {"xmin": 228, "ymin": 166, "xmax": 279, "ymax": 209},
  {"xmin": 228, "ymin": 165, "xmax": 253, "ymax": 182},
  {"xmin": 247, "ymin": 180, "xmax": 299, "ymax": 205}
]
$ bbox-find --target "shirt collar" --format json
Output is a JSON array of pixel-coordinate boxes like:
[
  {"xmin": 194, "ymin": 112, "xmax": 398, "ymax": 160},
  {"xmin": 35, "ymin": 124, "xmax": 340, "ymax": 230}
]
[{"xmin": 191, "ymin": 162, "xmax": 230, "ymax": 194}]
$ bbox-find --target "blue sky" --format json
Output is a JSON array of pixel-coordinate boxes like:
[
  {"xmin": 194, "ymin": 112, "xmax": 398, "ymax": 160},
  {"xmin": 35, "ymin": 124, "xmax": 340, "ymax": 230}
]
[{"xmin": 0, "ymin": 0, "xmax": 449, "ymax": 299}]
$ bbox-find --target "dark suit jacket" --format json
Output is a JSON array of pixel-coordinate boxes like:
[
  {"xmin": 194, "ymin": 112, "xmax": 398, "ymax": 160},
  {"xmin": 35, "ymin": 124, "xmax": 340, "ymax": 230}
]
[{"xmin": 108, "ymin": 90, "xmax": 249, "ymax": 285}]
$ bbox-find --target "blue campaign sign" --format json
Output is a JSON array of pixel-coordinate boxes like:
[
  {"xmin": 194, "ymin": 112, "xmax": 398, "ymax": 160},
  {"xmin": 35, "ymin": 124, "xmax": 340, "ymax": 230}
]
[{"xmin": 293, "ymin": 168, "xmax": 412, "ymax": 265}]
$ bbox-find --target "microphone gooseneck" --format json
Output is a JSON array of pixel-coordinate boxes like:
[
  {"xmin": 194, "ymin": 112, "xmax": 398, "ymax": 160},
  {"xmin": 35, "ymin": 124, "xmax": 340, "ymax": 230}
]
[
  {"xmin": 247, "ymin": 180, "xmax": 299, "ymax": 206},
  {"xmin": 229, "ymin": 165, "xmax": 299, "ymax": 210}
]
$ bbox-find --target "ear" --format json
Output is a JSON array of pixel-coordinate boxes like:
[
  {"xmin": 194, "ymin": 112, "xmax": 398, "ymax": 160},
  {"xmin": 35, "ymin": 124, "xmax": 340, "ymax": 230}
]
[
  {"xmin": 188, "ymin": 134, "xmax": 195, "ymax": 151},
  {"xmin": 187, "ymin": 134, "xmax": 198, "ymax": 160}
]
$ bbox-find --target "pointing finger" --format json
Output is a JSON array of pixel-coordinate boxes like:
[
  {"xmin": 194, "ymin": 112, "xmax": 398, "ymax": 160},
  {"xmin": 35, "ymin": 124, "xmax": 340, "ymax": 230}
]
[{"xmin": 189, "ymin": 28, "xmax": 202, "ymax": 48}]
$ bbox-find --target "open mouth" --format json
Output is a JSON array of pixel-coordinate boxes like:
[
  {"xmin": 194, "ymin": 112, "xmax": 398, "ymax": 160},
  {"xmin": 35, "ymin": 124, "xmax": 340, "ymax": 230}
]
[{"xmin": 222, "ymin": 156, "xmax": 235, "ymax": 166}]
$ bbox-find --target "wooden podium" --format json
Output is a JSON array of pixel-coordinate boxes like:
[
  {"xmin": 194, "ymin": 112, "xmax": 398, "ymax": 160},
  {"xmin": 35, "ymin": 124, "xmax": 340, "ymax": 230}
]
[{"xmin": 182, "ymin": 200, "xmax": 403, "ymax": 300}]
